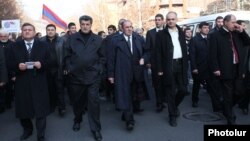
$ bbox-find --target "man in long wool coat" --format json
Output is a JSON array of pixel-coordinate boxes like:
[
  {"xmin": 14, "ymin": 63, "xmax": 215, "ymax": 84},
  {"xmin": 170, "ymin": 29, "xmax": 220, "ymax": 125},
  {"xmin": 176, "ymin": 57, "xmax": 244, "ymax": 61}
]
[{"xmin": 9, "ymin": 23, "xmax": 50, "ymax": 141}]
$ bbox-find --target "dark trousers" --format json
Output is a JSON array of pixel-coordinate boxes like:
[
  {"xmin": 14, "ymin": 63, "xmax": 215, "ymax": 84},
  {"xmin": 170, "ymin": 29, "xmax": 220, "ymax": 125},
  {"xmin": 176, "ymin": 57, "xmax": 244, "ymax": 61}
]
[
  {"xmin": 47, "ymin": 72, "xmax": 65, "ymax": 112},
  {"xmin": 152, "ymin": 67, "xmax": 165, "ymax": 107},
  {"xmin": 20, "ymin": 117, "xmax": 46, "ymax": 138},
  {"xmin": 221, "ymin": 79, "xmax": 243, "ymax": 123},
  {"xmin": 165, "ymin": 59, "xmax": 187, "ymax": 118},
  {"xmin": 122, "ymin": 79, "xmax": 140, "ymax": 123},
  {"xmin": 0, "ymin": 81, "xmax": 14, "ymax": 110},
  {"xmin": 207, "ymin": 74, "xmax": 223, "ymax": 112},
  {"xmin": 106, "ymin": 80, "xmax": 115, "ymax": 102},
  {"xmin": 5, "ymin": 80, "xmax": 14, "ymax": 108},
  {"xmin": 238, "ymin": 72, "xmax": 250, "ymax": 110},
  {"xmin": 69, "ymin": 82, "xmax": 101, "ymax": 131},
  {"xmin": 191, "ymin": 74, "xmax": 210, "ymax": 103},
  {"xmin": 221, "ymin": 65, "xmax": 244, "ymax": 123},
  {"xmin": 0, "ymin": 86, "xmax": 4, "ymax": 109}
]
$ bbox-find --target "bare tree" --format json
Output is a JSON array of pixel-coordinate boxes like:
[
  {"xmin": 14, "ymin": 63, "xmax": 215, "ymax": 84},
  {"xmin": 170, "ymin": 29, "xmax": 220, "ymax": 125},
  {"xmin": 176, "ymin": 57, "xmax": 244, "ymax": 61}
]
[{"xmin": 0, "ymin": 0, "xmax": 22, "ymax": 27}]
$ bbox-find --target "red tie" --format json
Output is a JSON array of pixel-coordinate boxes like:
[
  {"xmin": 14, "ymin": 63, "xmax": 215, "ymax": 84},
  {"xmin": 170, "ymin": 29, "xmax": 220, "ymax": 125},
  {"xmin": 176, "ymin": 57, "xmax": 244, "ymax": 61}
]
[{"xmin": 229, "ymin": 32, "xmax": 239, "ymax": 64}]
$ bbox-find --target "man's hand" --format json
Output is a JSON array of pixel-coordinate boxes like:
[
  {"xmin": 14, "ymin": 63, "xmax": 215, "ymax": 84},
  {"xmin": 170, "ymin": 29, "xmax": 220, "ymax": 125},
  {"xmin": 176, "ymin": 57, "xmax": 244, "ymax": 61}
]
[
  {"xmin": 11, "ymin": 77, "xmax": 16, "ymax": 81},
  {"xmin": 214, "ymin": 70, "xmax": 221, "ymax": 76},
  {"xmin": 108, "ymin": 77, "xmax": 114, "ymax": 84},
  {"xmin": 0, "ymin": 82, "xmax": 5, "ymax": 87},
  {"xmin": 139, "ymin": 58, "xmax": 144, "ymax": 65},
  {"xmin": 64, "ymin": 70, "xmax": 69, "ymax": 75},
  {"xmin": 34, "ymin": 61, "xmax": 41, "ymax": 69},
  {"xmin": 235, "ymin": 23, "xmax": 244, "ymax": 33},
  {"xmin": 158, "ymin": 72, "xmax": 163, "ymax": 76},
  {"xmin": 192, "ymin": 69, "xmax": 198, "ymax": 74},
  {"xmin": 19, "ymin": 63, "xmax": 27, "ymax": 71}
]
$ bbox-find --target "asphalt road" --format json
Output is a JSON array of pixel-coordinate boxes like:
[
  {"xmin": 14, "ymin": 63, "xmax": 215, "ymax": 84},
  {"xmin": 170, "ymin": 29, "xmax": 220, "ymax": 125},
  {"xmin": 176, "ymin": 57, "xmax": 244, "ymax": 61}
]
[{"xmin": 1, "ymin": 88, "xmax": 250, "ymax": 141}]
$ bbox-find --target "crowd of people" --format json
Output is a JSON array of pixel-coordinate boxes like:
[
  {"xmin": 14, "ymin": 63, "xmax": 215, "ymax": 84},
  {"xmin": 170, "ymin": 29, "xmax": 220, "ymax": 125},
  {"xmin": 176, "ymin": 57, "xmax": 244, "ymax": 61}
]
[{"xmin": 0, "ymin": 11, "xmax": 249, "ymax": 141}]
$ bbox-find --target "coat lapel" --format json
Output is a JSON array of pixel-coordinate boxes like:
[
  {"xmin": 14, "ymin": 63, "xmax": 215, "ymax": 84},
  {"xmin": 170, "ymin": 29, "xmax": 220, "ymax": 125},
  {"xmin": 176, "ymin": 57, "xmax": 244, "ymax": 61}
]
[
  {"xmin": 118, "ymin": 35, "xmax": 132, "ymax": 58},
  {"xmin": 133, "ymin": 35, "xmax": 142, "ymax": 56},
  {"xmin": 20, "ymin": 40, "xmax": 29, "ymax": 61},
  {"xmin": 30, "ymin": 40, "xmax": 39, "ymax": 60}
]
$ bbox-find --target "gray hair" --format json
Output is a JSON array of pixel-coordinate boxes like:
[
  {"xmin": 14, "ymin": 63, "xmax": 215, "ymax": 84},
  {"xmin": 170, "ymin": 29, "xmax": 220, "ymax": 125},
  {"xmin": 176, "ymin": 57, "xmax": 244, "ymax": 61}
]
[
  {"xmin": 134, "ymin": 28, "xmax": 143, "ymax": 34},
  {"xmin": 0, "ymin": 28, "xmax": 9, "ymax": 35},
  {"xmin": 166, "ymin": 11, "xmax": 178, "ymax": 18},
  {"xmin": 121, "ymin": 20, "xmax": 132, "ymax": 28}
]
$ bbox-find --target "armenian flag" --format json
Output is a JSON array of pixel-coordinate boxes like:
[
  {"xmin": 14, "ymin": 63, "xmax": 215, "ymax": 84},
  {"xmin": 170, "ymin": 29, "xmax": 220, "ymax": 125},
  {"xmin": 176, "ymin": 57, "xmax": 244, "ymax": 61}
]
[{"xmin": 42, "ymin": 4, "xmax": 67, "ymax": 30}]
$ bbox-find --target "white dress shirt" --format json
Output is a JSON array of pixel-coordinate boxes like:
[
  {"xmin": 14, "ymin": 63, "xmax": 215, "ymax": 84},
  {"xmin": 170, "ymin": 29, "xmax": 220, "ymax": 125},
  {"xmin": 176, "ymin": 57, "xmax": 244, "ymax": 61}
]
[
  {"xmin": 156, "ymin": 27, "xmax": 163, "ymax": 32},
  {"xmin": 124, "ymin": 35, "xmax": 133, "ymax": 53},
  {"xmin": 168, "ymin": 28, "xmax": 182, "ymax": 59}
]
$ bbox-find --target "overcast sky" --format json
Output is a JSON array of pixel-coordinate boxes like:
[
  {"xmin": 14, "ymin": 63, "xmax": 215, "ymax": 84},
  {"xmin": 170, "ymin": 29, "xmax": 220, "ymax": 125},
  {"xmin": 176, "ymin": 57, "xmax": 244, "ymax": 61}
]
[
  {"xmin": 18, "ymin": 0, "xmax": 90, "ymax": 21},
  {"xmin": 17, "ymin": 0, "xmax": 95, "ymax": 32}
]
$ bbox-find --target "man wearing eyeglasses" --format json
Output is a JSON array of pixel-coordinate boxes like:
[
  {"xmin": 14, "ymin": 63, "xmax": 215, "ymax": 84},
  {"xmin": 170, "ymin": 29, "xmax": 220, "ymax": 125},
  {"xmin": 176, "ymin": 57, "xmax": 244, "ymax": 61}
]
[{"xmin": 156, "ymin": 11, "xmax": 188, "ymax": 127}]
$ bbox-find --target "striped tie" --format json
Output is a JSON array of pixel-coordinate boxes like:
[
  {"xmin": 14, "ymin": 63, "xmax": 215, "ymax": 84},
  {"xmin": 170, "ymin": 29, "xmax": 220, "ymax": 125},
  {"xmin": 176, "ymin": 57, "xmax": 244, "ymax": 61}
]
[{"xmin": 27, "ymin": 42, "xmax": 32, "ymax": 55}]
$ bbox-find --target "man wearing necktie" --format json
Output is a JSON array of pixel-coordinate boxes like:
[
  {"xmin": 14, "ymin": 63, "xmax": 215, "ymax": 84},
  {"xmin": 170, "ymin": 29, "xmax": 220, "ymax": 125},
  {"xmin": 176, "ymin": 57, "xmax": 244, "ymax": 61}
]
[
  {"xmin": 209, "ymin": 14, "xmax": 250, "ymax": 125},
  {"xmin": 9, "ymin": 23, "xmax": 50, "ymax": 141},
  {"xmin": 108, "ymin": 20, "xmax": 149, "ymax": 131},
  {"xmin": 189, "ymin": 22, "xmax": 219, "ymax": 110},
  {"xmin": 145, "ymin": 14, "xmax": 166, "ymax": 112}
]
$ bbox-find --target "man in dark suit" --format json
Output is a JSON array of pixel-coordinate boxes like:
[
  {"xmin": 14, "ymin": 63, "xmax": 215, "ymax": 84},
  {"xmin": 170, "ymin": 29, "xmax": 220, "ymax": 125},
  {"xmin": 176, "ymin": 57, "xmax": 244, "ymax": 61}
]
[
  {"xmin": 107, "ymin": 20, "xmax": 148, "ymax": 131},
  {"xmin": 64, "ymin": 15, "xmax": 105, "ymax": 141},
  {"xmin": 0, "ymin": 36, "xmax": 8, "ymax": 113},
  {"xmin": 40, "ymin": 24, "xmax": 66, "ymax": 116},
  {"xmin": 189, "ymin": 22, "xmax": 213, "ymax": 108},
  {"xmin": 9, "ymin": 23, "xmax": 50, "ymax": 141},
  {"xmin": 156, "ymin": 11, "xmax": 188, "ymax": 127},
  {"xmin": 209, "ymin": 14, "xmax": 250, "ymax": 125},
  {"xmin": 145, "ymin": 14, "xmax": 166, "ymax": 112},
  {"xmin": 208, "ymin": 16, "xmax": 224, "ymax": 113},
  {"xmin": 0, "ymin": 29, "xmax": 12, "ymax": 112},
  {"xmin": 209, "ymin": 16, "xmax": 224, "ymax": 34},
  {"xmin": 102, "ymin": 19, "xmax": 125, "ymax": 102},
  {"xmin": 236, "ymin": 20, "xmax": 250, "ymax": 115}
]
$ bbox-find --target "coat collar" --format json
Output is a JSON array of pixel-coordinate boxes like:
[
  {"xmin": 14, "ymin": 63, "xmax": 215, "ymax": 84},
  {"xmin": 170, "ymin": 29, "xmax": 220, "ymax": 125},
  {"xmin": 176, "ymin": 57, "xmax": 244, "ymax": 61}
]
[
  {"xmin": 117, "ymin": 33, "xmax": 142, "ymax": 57},
  {"xmin": 163, "ymin": 24, "xmax": 182, "ymax": 34},
  {"xmin": 75, "ymin": 32, "xmax": 96, "ymax": 46}
]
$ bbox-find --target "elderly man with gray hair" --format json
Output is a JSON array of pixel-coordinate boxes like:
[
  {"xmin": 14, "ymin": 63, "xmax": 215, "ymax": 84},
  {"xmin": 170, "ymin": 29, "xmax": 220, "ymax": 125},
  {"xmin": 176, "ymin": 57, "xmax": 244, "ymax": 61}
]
[{"xmin": 0, "ymin": 29, "xmax": 13, "ymax": 113}]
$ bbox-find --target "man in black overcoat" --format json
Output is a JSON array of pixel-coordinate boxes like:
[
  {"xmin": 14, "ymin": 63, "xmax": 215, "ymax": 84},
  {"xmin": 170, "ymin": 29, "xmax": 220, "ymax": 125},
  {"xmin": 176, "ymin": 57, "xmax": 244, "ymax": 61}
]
[
  {"xmin": 156, "ymin": 12, "xmax": 188, "ymax": 127},
  {"xmin": 209, "ymin": 14, "xmax": 250, "ymax": 124},
  {"xmin": 145, "ymin": 14, "xmax": 166, "ymax": 112},
  {"xmin": 9, "ymin": 23, "xmax": 50, "ymax": 141}
]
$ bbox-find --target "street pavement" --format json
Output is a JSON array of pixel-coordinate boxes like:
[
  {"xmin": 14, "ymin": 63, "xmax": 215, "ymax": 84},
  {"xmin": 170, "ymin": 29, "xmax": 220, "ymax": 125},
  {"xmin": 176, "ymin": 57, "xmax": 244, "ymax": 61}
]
[{"xmin": 1, "ymin": 88, "xmax": 250, "ymax": 141}]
